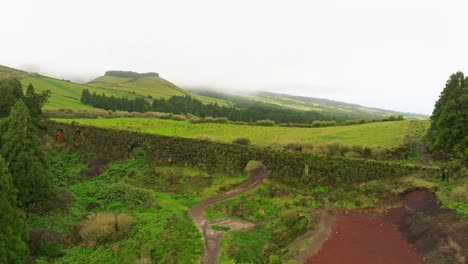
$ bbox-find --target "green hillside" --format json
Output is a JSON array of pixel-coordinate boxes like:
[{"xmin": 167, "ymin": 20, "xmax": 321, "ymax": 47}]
[
  {"xmin": 189, "ymin": 89, "xmax": 428, "ymax": 120},
  {"xmin": 88, "ymin": 74, "xmax": 187, "ymax": 99},
  {"xmin": 252, "ymin": 91, "xmax": 429, "ymax": 120},
  {"xmin": 0, "ymin": 65, "xmax": 224, "ymax": 109},
  {"xmin": 0, "ymin": 65, "xmax": 29, "ymax": 79}
]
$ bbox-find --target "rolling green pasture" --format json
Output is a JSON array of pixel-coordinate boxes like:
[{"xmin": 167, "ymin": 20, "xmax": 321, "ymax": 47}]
[
  {"xmin": 53, "ymin": 118, "xmax": 429, "ymax": 149},
  {"xmin": 19, "ymin": 75, "xmax": 227, "ymax": 110}
]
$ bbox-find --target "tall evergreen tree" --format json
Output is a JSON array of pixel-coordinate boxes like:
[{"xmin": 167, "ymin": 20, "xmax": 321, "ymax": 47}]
[
  {"xmin": 23, "ymin": 84, "xmax": 50, "ymax": 125},
  {"xmin": 0, "ymin": 155, "xmax": 29, "ymax": 263},
  {"xmin": 1, "ymin": 100, "xmax": 51, "ymax": 204},
  {"xmin": 425, "ymin": 72, "xmax": 468, "ymax": 161},
  {"xmin": 0, "ymin": 79, "xmax": 23, "ymax": 118}
]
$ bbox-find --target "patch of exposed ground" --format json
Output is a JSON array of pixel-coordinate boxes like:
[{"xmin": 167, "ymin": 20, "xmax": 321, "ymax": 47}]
[
  {"xmin": 189, "ymin": 164, "xmax": 267, "ymax": 264},
  {"xmin": 306, "ymin": 210, "xmax": 425, "ymax": 264},
  {"xmin": 302, "ymin": 189, "xmax": 467, "ymax": 264},
  {"xmin": 385, "ymin": 189, "xmax": 467, "ymax": 264}
]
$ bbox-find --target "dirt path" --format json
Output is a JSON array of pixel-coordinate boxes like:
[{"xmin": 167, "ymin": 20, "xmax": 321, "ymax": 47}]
[
  {"xmin": 414, "ymin": 141, "xmax": 432, "ymax": 167},
  {"xmin": 189, "ymin": 164, "xmax": 267, "ymax": 264},
  {"xmin": 306, "ymin": 210, "xmax": 425, "ymax": 264}
]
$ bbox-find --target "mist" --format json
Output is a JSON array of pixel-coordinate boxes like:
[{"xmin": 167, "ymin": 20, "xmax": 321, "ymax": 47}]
[{"xmin": 2, "ymin": 0, "xmax": 468, "ymax": 115}]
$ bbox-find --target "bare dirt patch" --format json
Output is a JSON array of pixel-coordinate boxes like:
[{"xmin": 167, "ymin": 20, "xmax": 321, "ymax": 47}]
[
  {"xmin": 306, "ymin": 210, "xmax": 424, "ymax": 264},
  {"xmin": 385, "ymin": 189, "xmax": 467, "ymax": 264}
]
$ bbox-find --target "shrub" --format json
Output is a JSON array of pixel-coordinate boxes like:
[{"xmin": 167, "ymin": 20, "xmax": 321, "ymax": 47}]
[
  {"xmin": 27, "ymin": 187, "xmax": 75, "ymax": 214},
  {"xmin": 197, "ymin": 135, "xmax": 216, "ymax": 142},
  {"xmin": 342, "ymin": 119, "xmax": 366, "ymax": 126},
  {"xmin": 344, "ymin": 151, "xmax": 361, "ymax": 159},
  {"xmin": 255, "ymin": 120, "xmax": 275, "ymax": 126},
  {"xmin": 79, "ymin": 213, "xmax": 133, "ymax": 244},
  {"xmin": 280, "ymin": 209, "xmax": 300, "ymax": 227},
  {"xmin": 371, "ymin": 147, "xmax": 388, "ymax": 160},
  {"xmin": 232, "ymin": 138, "xmax": 251, "ymax": 145},
  {"xmin": 29, "ymin": 229, "xmax": 64, "ymax": 259},
  {"xmin": 311, "ymin": 120, "xmax": 337, "ymax": 127},
  {"xmin": 450, "ymin": 186, "xmax": 468, "ymax": 202},
  {"xmin": 284, "ymin": 141, "xmax": 314, "ymax": 152},
  {"xmin": 104, "ymin": 182, "xmax": 151, "ymax": 207}
]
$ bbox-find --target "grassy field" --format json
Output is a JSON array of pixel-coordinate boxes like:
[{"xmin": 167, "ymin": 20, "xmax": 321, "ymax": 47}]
[
  {"xmin": 53, "ymin": 118, "xmax": 429, "ymax": 149},
  {"xmin": 0, "ymin": 65, "xmax": 224, "ymax": 109}
]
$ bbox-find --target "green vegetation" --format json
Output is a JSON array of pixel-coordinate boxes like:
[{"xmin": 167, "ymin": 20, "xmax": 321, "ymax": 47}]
[
  {"xmin": 425, "ymin": 71, "xmax": 467, "ymax": 163},
  {"xmin": 2, "ymin": 101, "xmax": 51, "ymax": 204},
  {"xmin": 28, "ymin": 149, "xmax": 203, "ymax": 263},
  {"xmin": 0, "ymin": 79, "xmax": 49, "ymax": 124},
  {"xmin": 88, "ymin": 74, "xmax": 186, "ymax": 99},
  {"xmin": 190, "ymin": 89, "xmax": 428, "ymax": 120},
  {"xmin": 54, "ymin": 117, "xmax": 428, "ymax": 149},
  {"xmin": 0, "ymin": 156, "xmax": 29, "ymax": 264}
]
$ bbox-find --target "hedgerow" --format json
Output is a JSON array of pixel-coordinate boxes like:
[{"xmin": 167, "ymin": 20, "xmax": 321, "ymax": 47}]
[{"xmin": 43, "ymin": 121, "xmax": 439, "ymax": 188}]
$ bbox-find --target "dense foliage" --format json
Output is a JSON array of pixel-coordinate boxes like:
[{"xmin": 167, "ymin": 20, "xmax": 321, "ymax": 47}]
[
  {"xmin": 80, "ymin": 89, "xmax": 351, "ymax": 124},
  {"xmin": 425, "ymin": 72, "xmax": 468, "ymax": 163},
  {"xmin": 0, "ymin": 79, "xmax": 49, "ymax": 125},
  {"xmin": 0, "ymin": 156, "xmax": 29, "ymax": 263},
  {"xmin": 2, "ymin": 101, "xmax": 51, "ymax": 204},
  {"xmin": 81, "ymin": 89, "xmax": 151, "ymax": 113},
  {"xmin": 46, "ymin": 121, "xmax": 437, "ymax": 188}
]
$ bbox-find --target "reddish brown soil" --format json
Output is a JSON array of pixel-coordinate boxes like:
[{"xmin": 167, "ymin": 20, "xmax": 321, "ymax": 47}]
[
  {"xmin": 307, "ymin": 210, "xmax": 425, "ymax": 264},
  {"xmin": 385, "ymin": 189, "xmax": 467, "ymax": 264}
]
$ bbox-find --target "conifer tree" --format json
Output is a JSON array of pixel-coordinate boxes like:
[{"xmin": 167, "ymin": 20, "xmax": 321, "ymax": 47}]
[
  {"xmin": 23, "ymin": 83, "xmax": 50, "ymax": 125},
  {"xmin": 1, "ymin": 100, "xmax": 51, "ymax": 204},
  {"xmin": 425, "ymin": 72, "xmax": 468, "ymax": 161},
  {"xmin": 0, "ymin": 155, "xmax": 29, "ymax": 263}
]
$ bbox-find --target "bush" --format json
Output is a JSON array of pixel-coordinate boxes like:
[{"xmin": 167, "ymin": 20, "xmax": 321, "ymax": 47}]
[
  {"xmin": 342, "ymin": 119, "xmax": 366, "ymax": 126},
  {"xmin": 311, "ymin": 120, "xmax": 337, "ymax": 127},
  {"xmin": 255, "ymin": 120, "xmax": 275, "ymax": 126},
  {"xmin": 450, "ymin": 186, "xmax": 468, "ymax": 202},
  {"xmin": 344, "ymin": 151, "xmax": 361, "ymax": 159},
  {"xmin": 284, "ymin": 141, "xmax": 314, "ymax": 152},
  {"xmin": 27, "ymin": 187, "xmax": 75, "ymax": 214},
  {"xmin": 104, "ymin": 182, "xmax": 151, "ymax": 207},
  {"xmin": 29, "ymin": 229, "xmax": 64, "ymax": 259},
  {"xmin": 197, "ymin": 135, "xmax": 216, "ymax": 142},
  {"xmin": 280, "ymin": 209, "xmax": 300, "ymax": 227},
  {"xmin": 79, "ymin": 213, "xmax": 133, "ymax": 244},
  {"xmin": 232, "ymin": 137, "xmax": 251, "ymax": 145}
]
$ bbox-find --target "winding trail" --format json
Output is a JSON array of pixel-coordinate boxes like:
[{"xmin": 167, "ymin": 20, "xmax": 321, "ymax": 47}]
[{"xmin": 189, "ymin": 164, "xmax": 267, "ymax": 264}]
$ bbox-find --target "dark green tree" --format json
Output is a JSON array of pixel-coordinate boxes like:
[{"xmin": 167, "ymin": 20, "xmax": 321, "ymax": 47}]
[
  {"xmin": 0, "ymin": 155, "xmax": 29, "ymax": 263},
  {"xmin": 0, "ymin": 79, "xmax": 23, "ymax": 118},
  {"xmin": 1, "ymin": 100, "xmax": 51, "ymax": 204},
  {"xmin": 0, "ymin": 80, "xmax": 50, "ymax": 125},
  {"xmin": 23, "ymin": 83, "xmax": 50, "ymax": 125},
  {"xmin": 425, "ymin": 72, "xmax": 468, "ymax": 162}
]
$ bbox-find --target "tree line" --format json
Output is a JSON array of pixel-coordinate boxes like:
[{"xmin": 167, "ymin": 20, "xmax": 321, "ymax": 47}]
[
  {"xmin": 0, "ymin": 79, "xmax": 51, "ymax": 262},
  {"xmin": 80, "ymin": 89, "xmax": 350, "ymax": 124}
]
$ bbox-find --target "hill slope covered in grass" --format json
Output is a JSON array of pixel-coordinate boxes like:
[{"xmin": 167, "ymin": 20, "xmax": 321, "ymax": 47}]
[
  {"xmin": 189, "ymin": 89, "xmax": 428, "ymax": 120},
  {"xmin": 0, "ymin": 65, "xmax": 225, "ymax": 109}
]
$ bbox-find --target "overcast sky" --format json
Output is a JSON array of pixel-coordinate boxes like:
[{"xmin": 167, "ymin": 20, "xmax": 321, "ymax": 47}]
[{"xmin": 1, "ymin": 0, "xmax": 467, "ymax": 114}]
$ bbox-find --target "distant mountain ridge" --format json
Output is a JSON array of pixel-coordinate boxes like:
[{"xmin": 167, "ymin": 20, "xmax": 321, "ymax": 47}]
[
  {"xmin": 104, "ymin": 70, "xmax": 159, "ymax": 78},
  {"xmin": 188, "ymin": 88, "xmax": 428, "ymax": 120}
]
